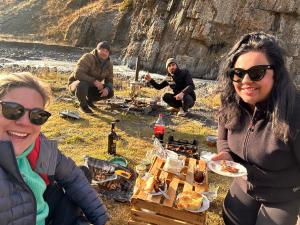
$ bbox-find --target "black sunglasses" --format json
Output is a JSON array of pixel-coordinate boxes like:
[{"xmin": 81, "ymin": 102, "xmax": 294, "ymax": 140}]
[
  {"xmin": 228, "ymin": 65, "xmax": 273, "ymax": 82},
  {"xmin": 0, "ymin": 101, "xmax": 51, "ymax": 125}
]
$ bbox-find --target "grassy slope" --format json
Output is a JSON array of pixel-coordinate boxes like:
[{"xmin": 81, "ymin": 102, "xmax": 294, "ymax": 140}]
[{"xmin": 36, "ymin": 71, "xmax": 230, "ymax": 225}]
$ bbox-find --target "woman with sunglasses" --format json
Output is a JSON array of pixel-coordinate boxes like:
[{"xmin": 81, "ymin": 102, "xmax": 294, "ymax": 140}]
[
  {"xmin": 212, "ymin": 32, "xmax": 300, "ymax": 225},
  {"xmin": 0, "ymin": 73, "xmax": 108, "ymax": 225}
]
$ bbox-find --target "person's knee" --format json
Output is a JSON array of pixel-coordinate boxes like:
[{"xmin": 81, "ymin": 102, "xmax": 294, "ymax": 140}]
[
  {"xmin": 76, "ymin": 81, "xmax": 90, "ymax": 91},
  {"xmin": 183, "ymin": 95, "xmax": 195, "ymax": 109}
]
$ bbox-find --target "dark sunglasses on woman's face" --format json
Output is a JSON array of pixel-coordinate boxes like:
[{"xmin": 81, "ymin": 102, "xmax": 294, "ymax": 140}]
[
  {"xmin": 228, "ymin": 65, "xmax": 274, "ymax": 83},
  {"xmin": 0, "ymin": 101, "xmax": 51, "ymax": 125}
]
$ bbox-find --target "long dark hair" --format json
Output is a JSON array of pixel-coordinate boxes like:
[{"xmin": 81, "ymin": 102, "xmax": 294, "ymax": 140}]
[{"xmin": 217, "ymin": 32, "xmax": 296, "ymax": 142}]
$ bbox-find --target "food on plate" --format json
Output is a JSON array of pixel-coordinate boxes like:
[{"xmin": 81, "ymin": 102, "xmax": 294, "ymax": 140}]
[
  {"xmin": 153, "ymin": 178, "xmax": 166, "ymax": 192},
  {"xmin": 221, "ymin": 160, "xmax": 239, "ymax": 173},
  {"xmin": 177, "ymin": 191, "xmax": 203, "ymax": 211}
]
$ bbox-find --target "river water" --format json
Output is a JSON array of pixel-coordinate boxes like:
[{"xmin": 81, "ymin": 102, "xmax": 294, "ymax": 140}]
[
  {"xmin": 0, "ymin": 40, "xmax": 217, "ymax": 89},
  {"xmin": 0, "ymin": 40, "xmax": 154, "ymax": 79}
]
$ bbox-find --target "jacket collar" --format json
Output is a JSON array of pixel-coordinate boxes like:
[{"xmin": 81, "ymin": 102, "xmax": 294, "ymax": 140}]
[
  {"xmin": 167, "ymin": 67, "xmax": 181, "ymax": 77},
  {"xmin": 92, "ymin": 49, "xmax": 110, "ymax": 68},
  {"xmin": 239, "ymin": 97, "xmax": 274, "ymax": 121},
  {"xmin": 0, "ymin": 141, "xmax": 24, "ymax": 183}
]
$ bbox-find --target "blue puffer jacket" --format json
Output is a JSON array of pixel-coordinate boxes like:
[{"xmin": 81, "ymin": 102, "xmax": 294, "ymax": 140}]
[{"xmin": 0, "ymin": 134, "xmax": 108, "ymax": 225}]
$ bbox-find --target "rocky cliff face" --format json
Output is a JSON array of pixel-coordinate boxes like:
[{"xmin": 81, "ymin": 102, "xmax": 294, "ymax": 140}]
[
  {"xmin": 119, "ymin": 0, "xmax": 300, "ymax": 82},
  {"xmin": 1, "ymin": 0, "xmax": 299, "ymax": 82}
]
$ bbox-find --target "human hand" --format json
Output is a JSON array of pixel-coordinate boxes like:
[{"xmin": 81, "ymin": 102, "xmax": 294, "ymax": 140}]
[
  {"xmin": 175, "ymin": 92, "xmax": 184, "ymax": 100},
  {"xmin": 145, "ymin": 73, "xmax": 152, "ymax": 81},
  {"xmin": 100, "ymin": 87, "xmax": 109, "ymax": 97},
  {"xmin": 94, "ymin": 80, "xmax": 104, "ymax": 90},
  {"xmin": 211, "ymin": 151, "xmax": 233, "ymax": 161}
]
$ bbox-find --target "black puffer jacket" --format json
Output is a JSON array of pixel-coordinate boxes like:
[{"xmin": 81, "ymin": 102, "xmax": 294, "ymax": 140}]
[
  {"xmin": 217, "ymin": 93, "xmax": 300, "ymax": 203},
  {"xmin": 0, "ymin": 134, "xmax": 108, "ymax": 225},
  {"xmin": 149, "ymin": 68, "xmax": 196, "ymax": 100}
]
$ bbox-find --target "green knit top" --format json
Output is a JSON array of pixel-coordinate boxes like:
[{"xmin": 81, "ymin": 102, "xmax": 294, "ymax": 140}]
[{"xmin": 16, "ymin": 144, "xmax": 49, "ymax": 225}]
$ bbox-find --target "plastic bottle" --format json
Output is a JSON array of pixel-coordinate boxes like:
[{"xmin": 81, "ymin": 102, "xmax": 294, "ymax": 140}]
[
  {"xmin": 108, "ymin": 122, "xmax": 118, "ymax": 155},
  {"xmin": 153, "ymin": 114, "xmax": 165, "ymax": 142}
]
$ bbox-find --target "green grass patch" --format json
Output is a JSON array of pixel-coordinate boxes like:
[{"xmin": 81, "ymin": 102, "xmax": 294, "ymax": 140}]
[{"xmin": 31, "ymin": 71, "xmax": 228, "ymax": 225}]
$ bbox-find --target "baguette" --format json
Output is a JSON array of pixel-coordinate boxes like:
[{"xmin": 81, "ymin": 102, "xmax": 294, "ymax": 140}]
[{"xmin": 144, "ymin": 176, "xmax": 155, "ymax": 193}]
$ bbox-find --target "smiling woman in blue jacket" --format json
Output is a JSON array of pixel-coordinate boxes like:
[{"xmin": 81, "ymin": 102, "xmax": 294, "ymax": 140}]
[{"xmin": 0, "ymin": 72, "xmax": 108, "ymax": 225}]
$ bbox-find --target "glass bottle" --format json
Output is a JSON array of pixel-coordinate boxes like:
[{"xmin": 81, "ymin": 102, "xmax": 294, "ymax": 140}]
[{"xmin": 108, "ymin": 122, "xmax": 117, "ymax": 155}]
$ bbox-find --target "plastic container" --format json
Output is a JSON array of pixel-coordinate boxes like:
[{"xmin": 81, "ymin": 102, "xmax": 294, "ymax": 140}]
[
  {"xmin": 109, "ymin": 156, "xmax": 128, "ymax": 167},
  {"xmin": 154, "ymin": 114, "xmax": 165, "ymax": 142},
  {"xmin": 135, "ymin": 164, "xmax": 147, "ymax": 177}
]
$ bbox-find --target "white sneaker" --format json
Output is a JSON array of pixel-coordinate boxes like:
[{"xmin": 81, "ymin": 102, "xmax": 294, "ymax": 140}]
[{"xmin": 177, "ymin": 108, "xmax": 187, "ymax": 117}]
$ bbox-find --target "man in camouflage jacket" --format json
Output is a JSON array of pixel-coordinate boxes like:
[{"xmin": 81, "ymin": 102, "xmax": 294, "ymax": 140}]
[{"xmin": 68, "ymin": 41, "xmax": 114, "ymax": 114}]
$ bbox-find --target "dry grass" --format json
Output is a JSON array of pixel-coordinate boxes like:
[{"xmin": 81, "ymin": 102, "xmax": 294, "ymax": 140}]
[{"xmin": 33, "ymin": 71, "xmax": 230, "ymax": 225}]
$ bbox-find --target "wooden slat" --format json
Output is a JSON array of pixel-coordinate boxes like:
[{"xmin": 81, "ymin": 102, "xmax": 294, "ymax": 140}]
[
  {"xmin": 163, "ymin": 177, "xmax": 179, "ymax": 207},
  {"xmin": 131, "ymin": 199, "xmax": 205, "ymax": 225},
  {"xmin": 128, "ymin": 220, "xmax": 150, "ymax": 225},
  {"xmin": 186, "ymin": 158, "xmax": 196, "ymax": 184},
  {"xmin": 151, "ymin": 167, "xmax": 169, "ymax": 203},
  {"xmin": 198, "ymin": 160, "xmax": 206, "ymax": 171},
  {"xmin": 183, "ymin": 181, "xmax": 193, "ymax": 192},
  {"xmin": 149, "ymin": 157, "xmax": 164, "ymax": 175},
  {"xmin": 131, "ymin": 208, "xmax": 204, "ymax": 225}
]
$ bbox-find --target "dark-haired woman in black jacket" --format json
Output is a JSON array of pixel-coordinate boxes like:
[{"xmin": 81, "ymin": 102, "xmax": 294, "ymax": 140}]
[{"xmin": 212, "ymin": 32, "xmax": 300, "ymax": 225}]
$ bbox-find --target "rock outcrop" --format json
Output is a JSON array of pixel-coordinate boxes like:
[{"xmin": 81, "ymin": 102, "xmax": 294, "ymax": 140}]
[
  {"xmin": 120, "ymin": 0, "xmax": 300, "ymax": 81},
  {"xmin": 1, "ymin": 0, "xmax": 299, "ymax": 82}
]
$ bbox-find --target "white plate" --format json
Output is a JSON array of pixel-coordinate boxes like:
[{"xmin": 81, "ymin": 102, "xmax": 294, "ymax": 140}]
[
  {"xmin": 177, "ymin": 194, "xmax": 210, "ymax": 213},
  {"xmin": 207, "ymin": 160, "xmax": 247, "ymax": 177}
]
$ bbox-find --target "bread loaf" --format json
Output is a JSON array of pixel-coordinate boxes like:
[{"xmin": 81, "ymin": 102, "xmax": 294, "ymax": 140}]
[
  {"xmin": 144, "ymin": 176, "xmax": 155, "ymax": 193},
  {"xmin": 177, "ymin": 191, "xmax": 203, "ymax": 211}
]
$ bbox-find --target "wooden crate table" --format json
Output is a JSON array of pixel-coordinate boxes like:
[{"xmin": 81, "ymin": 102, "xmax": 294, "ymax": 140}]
[{"xmin": 129, "ymin": 156, "xmax": 208, "ymax": 225}]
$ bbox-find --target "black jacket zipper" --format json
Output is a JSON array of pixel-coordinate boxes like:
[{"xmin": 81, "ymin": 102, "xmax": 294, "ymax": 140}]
[{"xmin": 242, "ymin": 108, "xmax": 256, "ymax": 161}]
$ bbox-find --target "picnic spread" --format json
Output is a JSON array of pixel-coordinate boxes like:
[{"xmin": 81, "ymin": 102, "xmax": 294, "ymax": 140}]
[{"xmin": 129, "ymin": 156, "xmax": 208, "ymax": 225}]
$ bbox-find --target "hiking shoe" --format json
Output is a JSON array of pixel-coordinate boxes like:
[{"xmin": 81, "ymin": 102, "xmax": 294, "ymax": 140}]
[
  {"xmin": 177, "ymin": 108, "xmax": 187, "ymax": 117},
  {"xmin": 87, "ymin": 101, "xmax": 97, "ymax": 109},
  {"xmin": 79, "ymin": 106, "xmax": 93, "ymax": 114},
  {"xmin": 167, "ymin": 107, "xmax": 180, "ymax": 112}
]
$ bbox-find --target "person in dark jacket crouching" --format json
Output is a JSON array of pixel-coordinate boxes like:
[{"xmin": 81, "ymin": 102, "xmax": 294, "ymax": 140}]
[
  {"xmin": 212, "ymin": 32, "xmax": 300, "ymax": 225},
  {"xmin": 145, "ymin": 58, "xmax": 196, "ymax": 117},
  {"xmin": 68, "ymin": 41, "xmax": 114, "ymax": 114},
  {"xmin": 0, "ymin": 72, "xmax": 108, "ymax": 225}
]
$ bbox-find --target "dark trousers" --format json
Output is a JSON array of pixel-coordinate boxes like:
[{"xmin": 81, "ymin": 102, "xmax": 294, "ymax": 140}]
[
  {"xmin": 162, "ymin": 93, "xmax": 195, "ymax": 111},
  {"xmin": 70, "ymin": 80, "xmax": 114, "ymax": 107},
  {"xmin": 223, "ymin": 178, "xmax": 300, "ymax": 225},
  {"xmin": 44, "ymin": 183, "xmax": 85, "ymax": 225}
]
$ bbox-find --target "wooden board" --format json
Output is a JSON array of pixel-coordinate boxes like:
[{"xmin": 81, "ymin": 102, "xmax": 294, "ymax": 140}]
[{"xmin": 130, "ymin": 156, "xmax": 208, "ymax": 225}]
